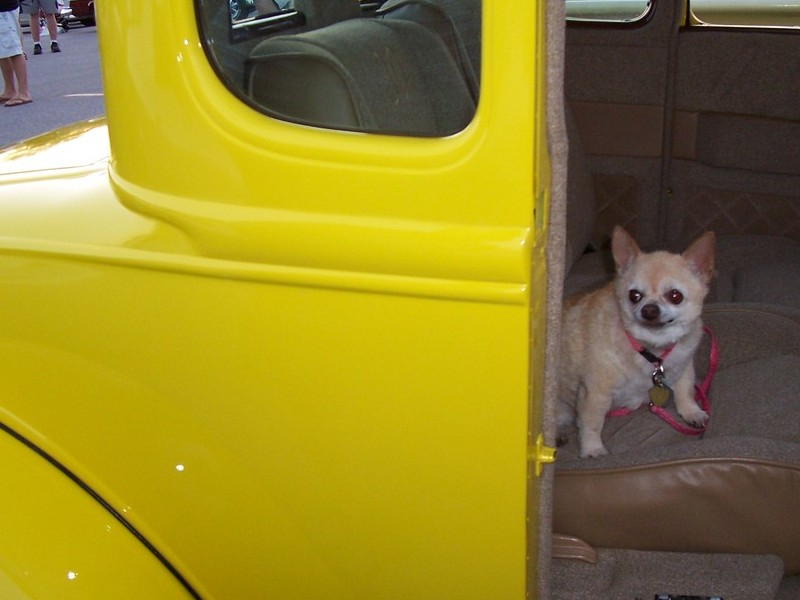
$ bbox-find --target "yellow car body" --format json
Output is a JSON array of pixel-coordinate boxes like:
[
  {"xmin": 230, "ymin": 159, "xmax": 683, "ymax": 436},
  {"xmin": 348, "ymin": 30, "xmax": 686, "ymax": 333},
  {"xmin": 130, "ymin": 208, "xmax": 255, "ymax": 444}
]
[{"xmin": 0, "ymin": 1, "xmax": 551, "ymax": 598}]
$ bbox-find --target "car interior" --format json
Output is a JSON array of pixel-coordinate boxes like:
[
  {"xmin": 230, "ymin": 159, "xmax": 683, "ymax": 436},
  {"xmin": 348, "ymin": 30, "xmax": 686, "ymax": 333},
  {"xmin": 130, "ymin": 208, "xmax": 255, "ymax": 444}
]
[{"xmin": 195, "ymin": 0, "xmax": 800, "ymax": 596}]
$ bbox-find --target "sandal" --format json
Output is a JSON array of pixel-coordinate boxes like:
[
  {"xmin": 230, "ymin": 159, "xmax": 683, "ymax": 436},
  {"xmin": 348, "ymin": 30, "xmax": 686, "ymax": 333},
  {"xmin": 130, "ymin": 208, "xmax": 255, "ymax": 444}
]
[{"xmin": 4, "ymin": 98, "xmax": 33, "ymax": 107}]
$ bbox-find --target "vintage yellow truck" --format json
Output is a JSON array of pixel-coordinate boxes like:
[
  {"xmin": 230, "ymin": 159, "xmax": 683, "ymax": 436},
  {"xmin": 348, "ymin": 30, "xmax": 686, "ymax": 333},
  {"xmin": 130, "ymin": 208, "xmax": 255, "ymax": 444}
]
[{"xmin": 1, "ymin": 0, "xmax": 799, "ymax": 598}]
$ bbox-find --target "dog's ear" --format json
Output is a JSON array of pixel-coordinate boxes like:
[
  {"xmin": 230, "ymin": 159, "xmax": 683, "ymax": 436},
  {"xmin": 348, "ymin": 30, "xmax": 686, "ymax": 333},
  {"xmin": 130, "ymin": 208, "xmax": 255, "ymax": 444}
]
[
  {"xmin": 683, "ymin": 231, "xmax": 716, "ymax": 285},
  {"xmin": 611, "ymin": 226, "xmax": 640, "ymax": 273}
]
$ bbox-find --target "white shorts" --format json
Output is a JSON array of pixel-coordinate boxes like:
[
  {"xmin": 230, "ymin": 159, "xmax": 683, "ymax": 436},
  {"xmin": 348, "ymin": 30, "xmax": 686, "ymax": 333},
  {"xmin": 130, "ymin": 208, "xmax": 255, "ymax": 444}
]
[
  {"xmin": 0, "ymin": 9, "xmax": 23, "ymax": 60},
  {"xmin": 21, "ymin": 0, "xmax": 60, "ymax": 15}
]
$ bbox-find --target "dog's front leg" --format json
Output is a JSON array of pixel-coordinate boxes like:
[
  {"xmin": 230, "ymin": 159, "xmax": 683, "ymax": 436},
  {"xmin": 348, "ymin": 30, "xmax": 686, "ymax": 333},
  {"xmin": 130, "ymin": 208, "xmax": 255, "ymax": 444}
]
[
  {"xmin": 576, "ymin": 382, "xmax": 613, "ymax": 457},
  {"xmin": 673, "ymin": 363, "xmax": 708, "ymax": 428}
]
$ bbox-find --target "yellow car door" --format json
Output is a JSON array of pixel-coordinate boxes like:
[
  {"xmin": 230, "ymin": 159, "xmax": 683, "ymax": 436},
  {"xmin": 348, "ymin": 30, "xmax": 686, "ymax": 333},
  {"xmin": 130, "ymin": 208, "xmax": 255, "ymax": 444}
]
[{"xmin": 0, "ymin": 0, "xmax": 552, "ymax": 597}]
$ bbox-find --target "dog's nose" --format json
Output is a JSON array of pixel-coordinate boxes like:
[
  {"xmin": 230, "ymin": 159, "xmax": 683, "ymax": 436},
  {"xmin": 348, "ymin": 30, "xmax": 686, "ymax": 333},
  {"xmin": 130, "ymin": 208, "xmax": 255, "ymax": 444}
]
[{"xmin": 641, "ymin": 303, "xmax": 660, "ymax": 321}]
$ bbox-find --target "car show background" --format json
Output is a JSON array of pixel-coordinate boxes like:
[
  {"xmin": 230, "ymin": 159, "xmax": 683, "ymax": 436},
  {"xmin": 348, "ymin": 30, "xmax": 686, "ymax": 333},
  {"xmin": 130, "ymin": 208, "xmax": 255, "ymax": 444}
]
[{"xmin": 1, "ymin": 10, "xmax": 101, "ymax": 149}]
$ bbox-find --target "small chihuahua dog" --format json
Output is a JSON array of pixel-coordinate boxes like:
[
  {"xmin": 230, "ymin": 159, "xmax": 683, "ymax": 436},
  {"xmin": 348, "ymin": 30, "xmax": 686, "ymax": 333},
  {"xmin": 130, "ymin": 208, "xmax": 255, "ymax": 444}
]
[{"xmin": 558, "ymin": 226, "xmax": 716, "ymax": 458}]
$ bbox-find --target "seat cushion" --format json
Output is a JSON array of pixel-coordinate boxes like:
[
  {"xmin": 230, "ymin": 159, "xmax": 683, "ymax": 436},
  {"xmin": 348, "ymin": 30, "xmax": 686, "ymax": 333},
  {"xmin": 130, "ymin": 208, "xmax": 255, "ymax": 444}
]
[
  {"xmin": 707, "ymin": 354, "xmax": 800, "ymax": 442},
  {"xmin": 554, "ymin": 304, "xmax": 800, "ymax": 574}
]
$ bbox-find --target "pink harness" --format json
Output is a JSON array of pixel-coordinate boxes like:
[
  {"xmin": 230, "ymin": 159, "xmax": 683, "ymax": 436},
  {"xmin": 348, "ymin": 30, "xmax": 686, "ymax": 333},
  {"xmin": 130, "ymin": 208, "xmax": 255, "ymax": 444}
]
[{"xmin": 607, "ymin": 326, "xmax": 718, "ymax": 435}]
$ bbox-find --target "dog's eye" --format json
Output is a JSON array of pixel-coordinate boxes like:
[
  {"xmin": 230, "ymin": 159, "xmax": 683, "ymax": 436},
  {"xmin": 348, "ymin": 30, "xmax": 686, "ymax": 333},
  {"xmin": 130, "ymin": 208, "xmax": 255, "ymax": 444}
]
[
  {"xmin": 666, "ymin": 289, "xmax": 684, "ymax": 305},
  {"xmin": 628, "ymin": 290, "xmax": 643, "ymax": 304}
]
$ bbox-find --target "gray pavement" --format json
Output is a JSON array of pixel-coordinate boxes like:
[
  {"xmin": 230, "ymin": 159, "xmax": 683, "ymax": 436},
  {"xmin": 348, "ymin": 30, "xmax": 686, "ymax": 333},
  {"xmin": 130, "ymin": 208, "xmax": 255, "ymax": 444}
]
[{"xmin": 0, "ymin": 25, "xmax": 103, "ymax": 149}]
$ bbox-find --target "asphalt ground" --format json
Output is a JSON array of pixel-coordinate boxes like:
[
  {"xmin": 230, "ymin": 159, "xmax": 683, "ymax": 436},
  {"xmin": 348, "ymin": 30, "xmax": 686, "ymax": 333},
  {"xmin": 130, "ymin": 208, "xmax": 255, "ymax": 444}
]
[{"xmin": 0, "ymin": 25, "xmax": 103, "ymax": 149}]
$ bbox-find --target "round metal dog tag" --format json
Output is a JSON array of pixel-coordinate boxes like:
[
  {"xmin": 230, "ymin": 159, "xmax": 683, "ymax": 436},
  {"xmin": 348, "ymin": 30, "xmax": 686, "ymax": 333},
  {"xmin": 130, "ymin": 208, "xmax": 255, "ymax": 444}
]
[{"xmin": 648, "ymin": 384, "xmax": 672, "ymax": 407}]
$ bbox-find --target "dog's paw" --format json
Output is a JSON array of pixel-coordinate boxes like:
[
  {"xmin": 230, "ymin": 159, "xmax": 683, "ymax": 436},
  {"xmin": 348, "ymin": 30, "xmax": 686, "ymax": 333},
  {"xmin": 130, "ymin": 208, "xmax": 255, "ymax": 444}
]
[
  {"xmin": 679, "ymin": 406, "xmax": 709, "ymax": 429},
  {"xmin": 579, "ymin": 443, "xmax": 609, "ymax": 458}
]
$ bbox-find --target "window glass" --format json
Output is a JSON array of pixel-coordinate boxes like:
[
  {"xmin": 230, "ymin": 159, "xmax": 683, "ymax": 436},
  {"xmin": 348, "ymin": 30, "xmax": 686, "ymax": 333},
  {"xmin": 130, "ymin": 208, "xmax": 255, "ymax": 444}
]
[
  {"xmin": 196, "ymin": 0, "xmax": 481, "ymax": 137},
  {"xmin": 690, "ymin": 0, "xmax": 800, "ymax": 28},
  {"xmin": 565, "ymin": 0, "xmax": 651, "ymax": 23}
]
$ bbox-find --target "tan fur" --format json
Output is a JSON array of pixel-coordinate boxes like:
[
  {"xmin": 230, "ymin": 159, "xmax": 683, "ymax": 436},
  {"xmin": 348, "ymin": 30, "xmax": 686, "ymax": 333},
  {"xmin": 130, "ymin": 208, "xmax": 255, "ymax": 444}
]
[{"xmin": 558, "ymin": 226, "xmax": 716, "ymax": 458}]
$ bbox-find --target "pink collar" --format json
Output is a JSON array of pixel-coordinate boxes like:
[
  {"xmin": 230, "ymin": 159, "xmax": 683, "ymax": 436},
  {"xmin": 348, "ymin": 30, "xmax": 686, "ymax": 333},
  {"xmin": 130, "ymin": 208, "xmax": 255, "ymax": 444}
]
[
  {"xmin": 624, "ymin": 330, "xmax": 675, "ymax": 364},
  {"xmin": 609, "ymin": 326, "xmax": 717, "ymax": 436}
]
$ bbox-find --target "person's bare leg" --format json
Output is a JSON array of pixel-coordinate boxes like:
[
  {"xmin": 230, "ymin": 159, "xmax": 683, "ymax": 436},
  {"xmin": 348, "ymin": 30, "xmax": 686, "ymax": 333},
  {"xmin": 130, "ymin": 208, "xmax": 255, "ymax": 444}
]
[
  {"xmin": 4, "ymin": 54, "xmax": 31, "ymax": 106},
  {"xmin": 45, "ymin": 13, "xmax": 60, "ymax": 51},
  {"xmin": 30, "ymin": 11, "xmax": 41, "ymax": 45},
  {"xmin": 0, "ymin": 58, "xmax": 16, "ymax": 100},
  {"xmin": 10, "ymin": 54, "xmax": 30, "ymax": 101}
]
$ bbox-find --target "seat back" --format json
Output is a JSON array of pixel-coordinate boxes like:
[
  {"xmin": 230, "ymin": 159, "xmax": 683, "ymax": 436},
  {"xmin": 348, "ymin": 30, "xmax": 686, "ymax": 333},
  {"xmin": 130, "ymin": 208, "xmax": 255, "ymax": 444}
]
[
  {"xmin": 246, "ymin": 19, "xmax": 475, "ymax": 136},
  {"xmin": 564, "ymin": 105, "xmax": 598, "ymax": 272},
  {"xmin": 378, "ymin": 0, "xmax": 481, "ymax": 102}
]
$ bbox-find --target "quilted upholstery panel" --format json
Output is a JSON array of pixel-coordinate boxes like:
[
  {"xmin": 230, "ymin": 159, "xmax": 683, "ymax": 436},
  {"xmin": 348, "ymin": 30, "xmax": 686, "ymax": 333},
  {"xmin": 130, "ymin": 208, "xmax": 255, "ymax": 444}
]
[
  {"xmin": 682, "ymin": 186, "xmax": 800, "ymax": 242},
  {"xmin": 591, "ymin": 174, "xmax": 640, "ymax": 248}
]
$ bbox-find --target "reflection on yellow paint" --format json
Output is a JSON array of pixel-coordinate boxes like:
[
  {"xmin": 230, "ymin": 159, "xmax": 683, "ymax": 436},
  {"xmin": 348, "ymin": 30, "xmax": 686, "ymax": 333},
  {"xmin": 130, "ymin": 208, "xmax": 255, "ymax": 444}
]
[{"xmin": 0, "ymin": 119, "xmax": 109, "ymax": 175}]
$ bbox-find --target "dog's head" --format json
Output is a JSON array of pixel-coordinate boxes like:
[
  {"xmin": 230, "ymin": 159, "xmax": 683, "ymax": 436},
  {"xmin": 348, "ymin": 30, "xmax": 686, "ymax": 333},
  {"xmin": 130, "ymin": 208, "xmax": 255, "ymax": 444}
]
[{"xmin": 611, "ymin": 226, "xmax": 715, "ymax": 347}]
